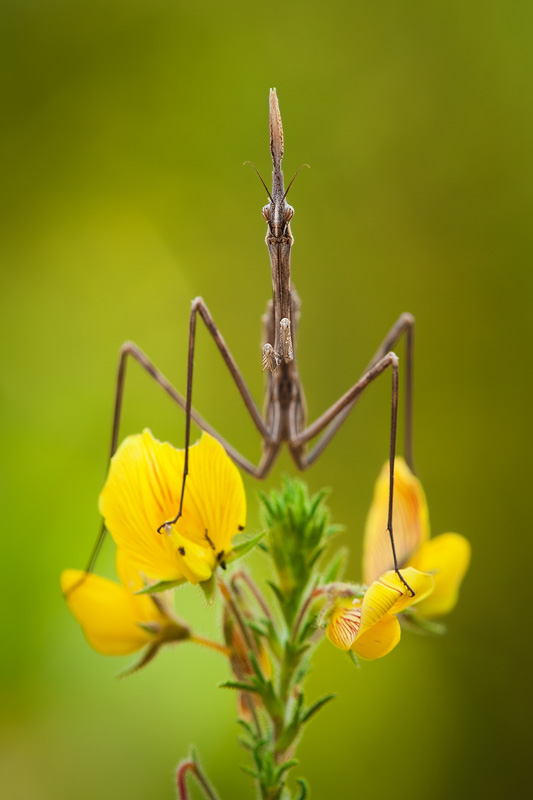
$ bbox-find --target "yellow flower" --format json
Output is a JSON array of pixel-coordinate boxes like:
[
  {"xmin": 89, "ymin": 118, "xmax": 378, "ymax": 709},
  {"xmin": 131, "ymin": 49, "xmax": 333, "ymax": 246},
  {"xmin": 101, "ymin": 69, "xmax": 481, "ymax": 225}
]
[
  {"xmin": 98, "ymin": 430, "xmax": 246, "ymax": 586},
  {"xmin": 363, "ymin": 458, "xmax": 471, "ymax": 618},
  {"xmin": 61, "ymin": 549, "xmax": 189, "ymax": 657},
  {"xmin": 326, "ymin": 568, "xmax": 434, "ymax": 659}
]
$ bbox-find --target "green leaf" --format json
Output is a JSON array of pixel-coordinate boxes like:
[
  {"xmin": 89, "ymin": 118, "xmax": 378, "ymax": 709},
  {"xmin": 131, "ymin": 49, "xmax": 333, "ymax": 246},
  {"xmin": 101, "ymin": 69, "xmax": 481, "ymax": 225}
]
[
  {"xmin": 293, "ymin": 690, "xmax": 304, "ymax": 719},
  {"xmin": 294, "ymin": 659, "xmax": 311, "ymax": 686},
  {"xmin": 295, "ymin": 779, "xmax": 308, "ymax": 800},
  {"xmin": 300, "ymin": 693, "xmax": 336, "ymax": 724},
  {"xmin": 246, "ymin": 619, "xmax": 270, "ymax": 638},
  {"xmin": 266, "ymin": 580, "xmax": 285, "ymax": 606},
  {"xmin": 275, "ymin": 721, "xmax": 300, "ymax": 755},
  {"xmin": 249, "ymin": 650, "xmax": 267, "ymax": 683},
  {"xmin": 241, "ymin": 766, "xmax": 259, "ymax": 779},
  {"xmin": 237, "ymin": 737, "xmax": 252, "ymax": 750},
  {"xmin": 308, "ymin": 488, "xmax": 329, "ymax": 520},
  {"xmin": 219, "ymin": 680, "xmax": 261, "ymax": 694},
  {"xmin": 287, "ymin": 641, "xmax": 311, "ymax": 661},
  {"xmin": 322, "ymin": 547, "xmax": 349, "ymax": 583},
  {"xmin": 274, "ymin": 758, "xmax": 298, "ymax": 783},
  {"xmin": 257, "ymin": 490, "xmax": 276, "ymax": 519},
  {"xmin": 252, "ymin": 738, "xmax": 268, "ymax": 771},
  {"xmin": 117, "ymin": 643, "xmax": 160, "ymax": 678},
  {"xmin": 298, "ymin": 616, "xmax": 318, "ymax": 643},
  {"xmin": 237, "ymin": 719, "xmax": 257, "ymax": 741},
  {"xmin": 226, "ymin": 530, "xmax": 267, "ymax": 564},
  {"xmin": 135, "ymin": 578, "xmax": 185, "ymax": 595},
  {"xmin": 401, "ymin": 612, "xmax": 446, "ymax": 636},
  {"xmin": 307, "ymin": 545, "xmax": 326, "ymax": 571},
  {"xmin": 346, "ymin": 649, "xmax": 361, "ymax": 668}
]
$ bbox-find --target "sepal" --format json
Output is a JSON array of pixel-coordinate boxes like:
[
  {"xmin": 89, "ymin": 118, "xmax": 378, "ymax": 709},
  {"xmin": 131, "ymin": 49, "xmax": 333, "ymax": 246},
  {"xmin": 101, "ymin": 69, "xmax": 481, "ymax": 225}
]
[
  {"xmin": 135, "ymin": 578, "xmax": 185, "ymax": 595},
  {"xmin": 198, "ymin": 573, "xmax": 217, "ymax": 605}
]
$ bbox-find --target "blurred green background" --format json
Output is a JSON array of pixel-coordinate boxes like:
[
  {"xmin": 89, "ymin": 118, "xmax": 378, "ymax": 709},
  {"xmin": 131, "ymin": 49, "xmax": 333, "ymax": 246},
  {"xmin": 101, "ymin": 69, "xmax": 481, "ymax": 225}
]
[{"xmin": 1, "ymin": 1, "xmax": 531, "ymax": 797}]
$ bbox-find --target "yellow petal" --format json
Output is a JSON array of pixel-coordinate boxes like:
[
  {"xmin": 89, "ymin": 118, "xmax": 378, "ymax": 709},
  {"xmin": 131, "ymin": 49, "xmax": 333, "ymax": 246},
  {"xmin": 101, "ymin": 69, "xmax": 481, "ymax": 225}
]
[
  {"xmin": 363, "ymin": 458, "xmax": 430, "ymax": 584},
  {"xmin": 115, "ymin": 546, "xmax": 146, "ymax": 593},
  {"xmin": 407, "ymin": 533, "xmax": 471, "ymax": 617},
  {"xmin": 99, "ymin": 431, "xmax": 245, "ymax": 585},
  {"xmin": 326, "ymin": 598, "xmax": 363, "ymax": 651},
  {"xmin": 61, "ymin": 569, "xmax": 155, "ymax": 655},
  {"xmin": 178, "ymin": 432, "xmax": 246, "ymax": 560},
  {"xmin": 99, "ymin": 431, "xmax": 187, "ymax": 582},
  {"xmin": 360, "ymin": 567, "xmax": 435, "ymax": 631},
  {"xmin": 352, "ymin": 613, "xmax": 401, "ymax": 660},
  {"xmin": 114, "ymin": 549, "xmax": 170, "ymax": 624}
]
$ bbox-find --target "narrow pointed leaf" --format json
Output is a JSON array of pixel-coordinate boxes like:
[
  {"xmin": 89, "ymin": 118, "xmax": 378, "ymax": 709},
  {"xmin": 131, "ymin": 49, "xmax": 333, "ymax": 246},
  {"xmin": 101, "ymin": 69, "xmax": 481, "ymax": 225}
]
[
  {"xmin": 300, "ymin": 693, "xmax": 336, "ymax": 723},
  {"xmin": 135, "ymin": 578, "xmax": 185, "ymax": 595},
  {"xmin": 322, "ymin": 547, "xmax": 349, "ymax": 583},
  {"xmin": 401, "ymin": 613, "xmax": 446, "ymax": 635},
  {"xmin": 118, "ymin": 643, "xmax": 160, "ymax": 678},
  {"xmin": 275, "ymin": 721, "xmax": 301, "ymax": 754},
  {"xmin": 274, "ymin": 758, "xmax": 298, "ymax": 783},
  {"xmin": 346, "ymin": 649, "xmax": 361, "ymax": 668},
  {"xmin": 267, "ymin": 580, "xmax": 285, "ymax": 606},
  {"xmin": 219, "ymin": 680, "xmax": 261, "ymax": 694},
  {"xmin": 249, "ymin": 650, "xmax": 267, "ymax": 683},
  {"xmin": 307, "ymin": 546, "xmax": 326, "ymax": 570},
  {"xmin": 226, "ymin": 530, "xmax": 267, "ymax": 564},
  {"xmin": 237, "ymin": 738, "xmax": 252, "ymax": 750},
  {"xmin": 246, "ymin": 619, "xmax": 270, "ymax": 638},
  {"xmin": 241, "ymin": 766, "xmax": 259, "ymax": 779},
  {"xmin": 237, "ymin": 719, "xmax": 257, "ymax": 740}
]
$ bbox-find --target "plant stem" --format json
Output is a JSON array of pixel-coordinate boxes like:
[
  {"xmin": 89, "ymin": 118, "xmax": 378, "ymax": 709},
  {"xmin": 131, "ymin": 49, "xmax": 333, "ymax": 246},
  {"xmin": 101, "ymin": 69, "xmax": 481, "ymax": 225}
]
[
  {"xmin": 218, "ymin": 575, "xmax": 264, "ymax": 738},
  {"xmin": 176, "ymin": 760, "xmax": 220, "ymax": 800},
  {"xmin": 232, "ymin": 569, "xmax": 276, "ymax": 628},
  {"xmin": 190, "ymin": 635, "xmax": 231, "ymax": 657}
]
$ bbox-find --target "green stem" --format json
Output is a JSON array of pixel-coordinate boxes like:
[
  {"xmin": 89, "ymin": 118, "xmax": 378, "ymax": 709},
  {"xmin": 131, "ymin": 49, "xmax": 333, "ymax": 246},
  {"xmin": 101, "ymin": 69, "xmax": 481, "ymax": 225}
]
[
  {"xmin": 232, "ymin": 569, "xmax": 277, "ymax": 628},
  {"xmin": 217, "ymin": 576, "xmax": 263, "ymax": 739}
]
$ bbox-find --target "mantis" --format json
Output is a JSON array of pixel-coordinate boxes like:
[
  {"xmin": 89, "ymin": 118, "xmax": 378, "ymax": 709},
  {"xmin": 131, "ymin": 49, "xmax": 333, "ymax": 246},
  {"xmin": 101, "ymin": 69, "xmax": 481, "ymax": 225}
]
[{"xmin": 86, "ymin": 88, "xmax": 416, "ymax": 594}]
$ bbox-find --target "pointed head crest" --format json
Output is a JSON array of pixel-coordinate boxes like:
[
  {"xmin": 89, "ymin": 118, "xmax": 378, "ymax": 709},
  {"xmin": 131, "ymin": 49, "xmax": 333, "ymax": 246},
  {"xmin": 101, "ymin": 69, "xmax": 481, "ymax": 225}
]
[{"xmin": 269, "ymin": 88, "xmax": 284, "ymax": 172}]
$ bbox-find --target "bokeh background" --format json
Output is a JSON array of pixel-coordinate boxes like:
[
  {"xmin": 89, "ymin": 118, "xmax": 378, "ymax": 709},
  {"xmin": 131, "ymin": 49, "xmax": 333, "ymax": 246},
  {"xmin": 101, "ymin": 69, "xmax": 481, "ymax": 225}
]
[{"xmin": 2, "ymin": 1, "xmax": 532, "ymax": 798}]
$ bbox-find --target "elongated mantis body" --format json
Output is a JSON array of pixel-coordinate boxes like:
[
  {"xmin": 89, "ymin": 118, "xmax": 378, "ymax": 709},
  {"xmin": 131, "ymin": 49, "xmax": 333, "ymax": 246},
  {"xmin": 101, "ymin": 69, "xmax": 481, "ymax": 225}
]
[{"xmin": 87, "ymin": 89, "xmax": 415, "ymax": 593}]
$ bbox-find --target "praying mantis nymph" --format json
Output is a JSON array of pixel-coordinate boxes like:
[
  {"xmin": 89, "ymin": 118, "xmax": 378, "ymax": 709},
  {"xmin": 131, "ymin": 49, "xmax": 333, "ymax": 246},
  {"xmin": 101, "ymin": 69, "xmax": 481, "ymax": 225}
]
[{"xmin": 86, "ymin": 89, "xmax": 416, "ymax": 595}]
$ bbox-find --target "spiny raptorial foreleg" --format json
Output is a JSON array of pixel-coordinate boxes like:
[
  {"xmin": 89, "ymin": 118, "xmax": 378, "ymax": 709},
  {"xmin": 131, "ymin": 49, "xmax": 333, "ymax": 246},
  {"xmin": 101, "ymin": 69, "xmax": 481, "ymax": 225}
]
[{"xmin": 261, "ymin": 318, "xmax": 293, "ymax": 372}]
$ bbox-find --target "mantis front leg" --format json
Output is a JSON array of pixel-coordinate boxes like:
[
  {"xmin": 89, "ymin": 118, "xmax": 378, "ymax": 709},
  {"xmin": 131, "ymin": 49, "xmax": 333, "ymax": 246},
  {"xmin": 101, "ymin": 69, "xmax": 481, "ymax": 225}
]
[
  {"xmin": 157, "ymin": 296, "xmax": 280, "ymax": 532},
  {"xmin": 85, "ymin": 298, "xmax": 279, "ymax": 573},
  {"xmin": 296, "ymin": 312, "xmax": 414, "ymax": 471},
  {"xmin": 290, "ymin": 313, "xmax": 416, "ymax": 595}
]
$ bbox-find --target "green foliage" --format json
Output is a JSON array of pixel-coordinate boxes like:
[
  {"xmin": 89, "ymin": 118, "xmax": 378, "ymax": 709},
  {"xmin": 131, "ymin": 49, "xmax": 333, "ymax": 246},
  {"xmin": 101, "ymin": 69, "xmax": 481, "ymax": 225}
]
[
  {"xmin": 219, "ymin": 480, "xmax": 343, "ymax": 799},
  {"xmin": 259, "ymin": 478, "xmax": 340, "ymax": 628},
  {"xmin": 135, "ymin": 578, "xmax": 185, "ymax": 595},
  {"xmin": 295, "ymin": 780, "xmax": 309, "ymax": 800},
  {"xmin": 226, "ymin": 531, "xmax": 268, "ymax": 565},
  {"xmin": 321, "ymin": 547, "xmax": 349, "ymax": 584}
]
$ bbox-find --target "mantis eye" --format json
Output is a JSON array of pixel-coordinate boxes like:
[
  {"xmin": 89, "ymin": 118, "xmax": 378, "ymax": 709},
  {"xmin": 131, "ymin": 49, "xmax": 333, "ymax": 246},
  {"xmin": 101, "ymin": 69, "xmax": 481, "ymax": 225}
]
[
  {"xmin": 284, "ymin": 204, "xmax": 294, "ymax": 222},
  {"xmin": 262, "ymin": 205, "xmax": 271, "ymax": 221}
]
